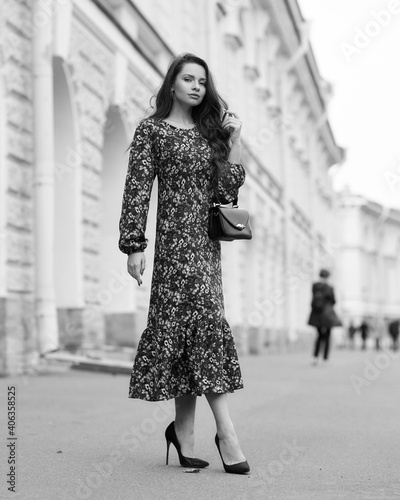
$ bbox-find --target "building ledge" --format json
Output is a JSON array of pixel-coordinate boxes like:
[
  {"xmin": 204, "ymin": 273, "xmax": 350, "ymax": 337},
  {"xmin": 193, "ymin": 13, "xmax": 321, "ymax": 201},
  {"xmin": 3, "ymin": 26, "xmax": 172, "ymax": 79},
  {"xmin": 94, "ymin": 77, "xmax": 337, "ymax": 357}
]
[
  {"xmin": 224, "ymin": 33, "xmax": 243, "ymax": 50},
  {"xmin": 244, "ymin": 65, "xmax": 259, "ymax": 81}
]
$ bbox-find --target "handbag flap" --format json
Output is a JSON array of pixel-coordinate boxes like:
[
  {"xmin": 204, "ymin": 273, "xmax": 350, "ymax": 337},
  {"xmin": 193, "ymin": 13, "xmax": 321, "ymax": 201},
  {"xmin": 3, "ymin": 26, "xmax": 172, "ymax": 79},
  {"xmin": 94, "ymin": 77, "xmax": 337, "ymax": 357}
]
[{"xmin": 218, "ymin": 206, "xmax": 250, "ymax": 231}]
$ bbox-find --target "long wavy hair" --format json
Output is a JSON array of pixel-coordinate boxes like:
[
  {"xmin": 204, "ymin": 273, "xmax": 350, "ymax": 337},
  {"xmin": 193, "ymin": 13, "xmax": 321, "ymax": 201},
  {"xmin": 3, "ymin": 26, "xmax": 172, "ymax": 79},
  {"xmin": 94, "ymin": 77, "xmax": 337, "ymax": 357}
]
[{"xmin": 146, "ymin": 53, "xmax": 232, "ymax": 183}]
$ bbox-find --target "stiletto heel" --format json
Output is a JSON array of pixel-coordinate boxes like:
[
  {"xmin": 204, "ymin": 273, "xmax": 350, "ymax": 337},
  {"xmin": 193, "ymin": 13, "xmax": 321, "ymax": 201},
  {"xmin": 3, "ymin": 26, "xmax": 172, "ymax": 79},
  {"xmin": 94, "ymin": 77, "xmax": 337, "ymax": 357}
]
[
  {"xmin": 215, "ymin": 434, "xmax": 250, "ymax": 474},
  {"xmin": 166, "ymin": 440, "xmax": 171, "ymax": 465},
  {"xmin": 165, "ymin": 421, "xmax": 209, "ymax": 468}
]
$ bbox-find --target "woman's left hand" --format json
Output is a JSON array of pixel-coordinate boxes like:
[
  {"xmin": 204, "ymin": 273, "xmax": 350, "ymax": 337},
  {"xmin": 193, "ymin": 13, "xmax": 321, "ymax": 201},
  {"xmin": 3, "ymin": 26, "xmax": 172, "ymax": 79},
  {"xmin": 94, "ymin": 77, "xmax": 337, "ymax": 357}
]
[{"xmin": 222, "ymin": 112, "xmax": 242, "ymax": 142}]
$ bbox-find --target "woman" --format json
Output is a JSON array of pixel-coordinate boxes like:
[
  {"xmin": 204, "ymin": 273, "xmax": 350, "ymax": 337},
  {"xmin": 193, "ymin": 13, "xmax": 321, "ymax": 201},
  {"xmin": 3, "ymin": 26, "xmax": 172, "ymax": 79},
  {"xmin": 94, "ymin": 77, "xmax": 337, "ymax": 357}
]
[
  {"xmin": 118, "ymin": 53, "xmax": 249, "ymax": 474},
  {"xmin": 308, "ymin": 268, "xmax": 341, "ymax": 364}
]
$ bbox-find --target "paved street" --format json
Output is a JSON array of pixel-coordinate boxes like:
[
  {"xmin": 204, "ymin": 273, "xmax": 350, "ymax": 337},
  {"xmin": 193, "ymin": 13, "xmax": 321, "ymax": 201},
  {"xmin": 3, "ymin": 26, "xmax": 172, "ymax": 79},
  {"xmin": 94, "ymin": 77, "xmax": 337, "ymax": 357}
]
[{"xmin": 1, "ymin": 347, "xmax": 399, "ymax": 500}]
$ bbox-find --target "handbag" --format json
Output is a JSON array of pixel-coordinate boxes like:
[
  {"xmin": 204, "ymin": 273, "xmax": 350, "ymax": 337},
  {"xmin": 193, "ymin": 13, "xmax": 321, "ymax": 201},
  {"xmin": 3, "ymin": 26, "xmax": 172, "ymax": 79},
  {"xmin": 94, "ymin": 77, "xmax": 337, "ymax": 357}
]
[{"xmin": 208, "ymin": 197, "xmax": 252, "ymax": 241}]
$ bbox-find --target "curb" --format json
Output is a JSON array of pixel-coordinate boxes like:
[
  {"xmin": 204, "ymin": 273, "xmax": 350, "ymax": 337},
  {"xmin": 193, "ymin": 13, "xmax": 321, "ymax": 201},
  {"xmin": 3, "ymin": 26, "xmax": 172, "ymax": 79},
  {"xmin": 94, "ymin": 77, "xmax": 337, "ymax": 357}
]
[
  {"xmin": 70, "ymin": 360, "xmax": 132, "ymax": 375},
  {"xmin": 43, "ymin": 351, "xmax": 133, "ymax": 375}
]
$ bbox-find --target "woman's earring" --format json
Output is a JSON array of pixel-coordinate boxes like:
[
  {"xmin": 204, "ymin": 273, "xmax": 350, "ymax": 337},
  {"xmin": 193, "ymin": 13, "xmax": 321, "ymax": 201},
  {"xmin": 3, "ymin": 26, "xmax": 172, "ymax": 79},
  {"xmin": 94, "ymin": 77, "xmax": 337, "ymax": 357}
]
[{"xmin": 171, "ymin": 89, "xmax": 175, "ymax": 96}]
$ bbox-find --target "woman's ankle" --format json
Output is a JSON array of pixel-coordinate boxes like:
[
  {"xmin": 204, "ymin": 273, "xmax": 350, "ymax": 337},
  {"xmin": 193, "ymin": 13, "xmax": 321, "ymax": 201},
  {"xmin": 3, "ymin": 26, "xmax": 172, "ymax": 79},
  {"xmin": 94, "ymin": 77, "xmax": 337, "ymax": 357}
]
[
  {"xmin": 217, "ymin": 423, "xmax": 237, "ymax": 440},
  {"xmin": 174, "ymin": 419, "xmax": 194, "ymax": 436}
]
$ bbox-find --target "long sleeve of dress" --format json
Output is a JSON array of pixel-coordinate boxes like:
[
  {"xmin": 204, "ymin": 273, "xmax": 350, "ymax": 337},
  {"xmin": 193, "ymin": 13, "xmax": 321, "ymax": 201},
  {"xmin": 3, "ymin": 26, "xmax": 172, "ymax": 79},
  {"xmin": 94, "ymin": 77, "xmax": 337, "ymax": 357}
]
[
  {"xmin": 118, "ymin": 121, "xmax": 157, "ymax": 255},
  {"xmin": 216, "ymin": 162, "xmax": 246, "ymax": 204}
]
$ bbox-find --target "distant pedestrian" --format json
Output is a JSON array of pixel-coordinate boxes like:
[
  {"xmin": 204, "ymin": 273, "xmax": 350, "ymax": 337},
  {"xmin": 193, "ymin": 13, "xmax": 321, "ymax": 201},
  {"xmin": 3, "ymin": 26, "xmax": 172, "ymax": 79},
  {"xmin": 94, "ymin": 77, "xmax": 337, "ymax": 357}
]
[
  {"xmin": 118, "ymin": 53, "xmax": 249, "ymax": 474},
  {"xmin": 372, "ymin": 317, "xmax": 384, "ymax": 351},
  {"xmin": 347, "ymin": 321, "xmax": 357, "ymax": 349},
  {"xmin": 359, "ymin": 319, "xmax": 369, "ymax": 350},
  {"xmin": 308, "ymin": 269, "xmax": 341, "ymax": 364},
  {"xmin": 388, "ymin": 319, "xmax": 400, "ymax": 352}
]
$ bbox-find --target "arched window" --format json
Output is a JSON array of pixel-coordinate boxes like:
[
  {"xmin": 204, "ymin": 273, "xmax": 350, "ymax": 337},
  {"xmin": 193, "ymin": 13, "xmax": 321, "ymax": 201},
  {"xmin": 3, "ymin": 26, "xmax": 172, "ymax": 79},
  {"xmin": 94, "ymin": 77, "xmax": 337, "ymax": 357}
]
[{"xmin": 53, "ymin": 56, "xmax": 84, "ymax": 348}]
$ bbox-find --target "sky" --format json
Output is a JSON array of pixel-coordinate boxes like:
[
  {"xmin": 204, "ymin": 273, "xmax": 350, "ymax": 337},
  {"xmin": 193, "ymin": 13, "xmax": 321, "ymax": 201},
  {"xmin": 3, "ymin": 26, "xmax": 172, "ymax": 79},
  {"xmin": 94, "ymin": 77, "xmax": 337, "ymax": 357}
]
[{"xmin": 298, "ymin": 0, "xmax": 400, "ymax": 208}]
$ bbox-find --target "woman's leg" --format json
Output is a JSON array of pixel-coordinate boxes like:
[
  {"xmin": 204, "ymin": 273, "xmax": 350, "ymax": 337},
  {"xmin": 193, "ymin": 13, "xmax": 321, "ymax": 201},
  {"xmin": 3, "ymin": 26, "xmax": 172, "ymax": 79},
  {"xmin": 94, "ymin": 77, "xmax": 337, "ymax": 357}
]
[
  {"xmin": 323, "ymin": 328, "xmax": 331, "ymax": 360},
  {"xmin": 206, "ymin": 393, "xmax": 246, "ymax": 465},
  {"xmin": 174, "ymin": 395, "xmax": 197, "ymax": 457},
  {"xmin": 313, "ymin": 328, "xmax": 323, "ymax": 358}
]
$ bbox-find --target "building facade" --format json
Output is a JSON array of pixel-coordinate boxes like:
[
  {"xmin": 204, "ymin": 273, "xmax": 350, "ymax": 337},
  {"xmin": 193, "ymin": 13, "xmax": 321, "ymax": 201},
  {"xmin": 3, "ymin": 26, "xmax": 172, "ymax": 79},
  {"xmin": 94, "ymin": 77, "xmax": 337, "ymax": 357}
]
[
  {"xmin": 336, "ymin": 192, "xmax": 400, "ymax": 340},
  {"xmin": 0, "ymin": 0, "xmax": 342, "ymax": 375}
]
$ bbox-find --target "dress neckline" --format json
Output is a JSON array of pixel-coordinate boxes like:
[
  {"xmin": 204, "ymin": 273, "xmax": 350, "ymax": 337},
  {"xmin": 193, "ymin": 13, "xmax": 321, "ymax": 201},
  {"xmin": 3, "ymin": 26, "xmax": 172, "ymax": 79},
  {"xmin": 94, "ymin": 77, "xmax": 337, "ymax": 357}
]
[{"xmin": 159, "ymin": 119, "xmax": 197, "ymax": 131}]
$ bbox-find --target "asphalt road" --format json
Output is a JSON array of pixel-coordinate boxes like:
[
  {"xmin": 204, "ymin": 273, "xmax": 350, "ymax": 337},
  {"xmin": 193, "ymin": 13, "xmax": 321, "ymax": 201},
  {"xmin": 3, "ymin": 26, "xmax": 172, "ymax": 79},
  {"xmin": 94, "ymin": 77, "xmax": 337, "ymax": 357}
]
[{"xmin": 1, "ymin": 347, "xmax": 399, "ymax": 500}]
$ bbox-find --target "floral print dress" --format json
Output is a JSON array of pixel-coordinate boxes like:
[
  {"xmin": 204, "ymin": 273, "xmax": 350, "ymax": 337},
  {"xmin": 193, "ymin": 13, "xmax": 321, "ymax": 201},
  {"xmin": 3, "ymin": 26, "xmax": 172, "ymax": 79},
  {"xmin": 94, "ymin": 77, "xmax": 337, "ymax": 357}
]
[{"xmin": 119, "ymin": 118, "xmax": 245, "ymax": 401}]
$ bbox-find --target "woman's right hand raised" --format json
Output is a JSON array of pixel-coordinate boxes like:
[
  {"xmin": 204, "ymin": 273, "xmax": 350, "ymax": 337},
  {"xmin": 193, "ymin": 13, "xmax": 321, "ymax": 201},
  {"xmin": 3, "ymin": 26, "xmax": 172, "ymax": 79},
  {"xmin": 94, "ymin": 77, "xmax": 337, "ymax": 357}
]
[{"xmin": 127, "ymin": 252, "xmax": 146, "ymax": 286}]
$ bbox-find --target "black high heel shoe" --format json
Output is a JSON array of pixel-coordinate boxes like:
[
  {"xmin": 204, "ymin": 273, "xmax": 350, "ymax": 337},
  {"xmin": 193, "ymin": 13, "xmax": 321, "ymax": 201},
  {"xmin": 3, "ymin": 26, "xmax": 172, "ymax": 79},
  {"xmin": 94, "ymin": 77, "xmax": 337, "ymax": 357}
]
[
  {"xmin": 215, "ymin": 434, "xmax": 250, "ymax": 474},
  {"xmin": 165, "ymin": 421, "xmax": 209, "ymax": 468}
]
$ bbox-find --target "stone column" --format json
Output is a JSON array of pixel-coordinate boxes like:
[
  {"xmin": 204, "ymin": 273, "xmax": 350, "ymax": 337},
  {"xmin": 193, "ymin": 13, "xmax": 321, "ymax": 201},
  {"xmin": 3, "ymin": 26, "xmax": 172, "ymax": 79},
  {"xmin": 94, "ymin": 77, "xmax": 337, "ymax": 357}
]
[
  {"xmin": 32, "ymin": 0, "xmax": 59, "ymax": 353},
  {"xmin": 278, "ymin": 66, "xmax": 297, "ymax": 346}
]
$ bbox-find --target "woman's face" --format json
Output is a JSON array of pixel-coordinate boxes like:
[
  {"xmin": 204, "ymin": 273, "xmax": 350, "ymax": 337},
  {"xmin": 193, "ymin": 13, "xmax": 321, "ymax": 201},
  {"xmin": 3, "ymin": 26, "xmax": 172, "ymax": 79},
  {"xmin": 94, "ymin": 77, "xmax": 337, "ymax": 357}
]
[{"xmin": 172, "ymin": 63, "xmax": 207, "ymax": 107}]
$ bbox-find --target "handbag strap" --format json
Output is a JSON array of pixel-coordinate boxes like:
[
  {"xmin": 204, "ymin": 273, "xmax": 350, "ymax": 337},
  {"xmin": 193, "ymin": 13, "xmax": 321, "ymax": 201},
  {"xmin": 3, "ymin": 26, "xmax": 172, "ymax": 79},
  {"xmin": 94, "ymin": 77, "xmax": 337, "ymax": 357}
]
[
  {"xmin": 213, "ymin": 197, "xmax": 238, "ymax": 207},
  {"xmin": 213, "ymin": 188, "xmax": 238, "ymax": 207}
]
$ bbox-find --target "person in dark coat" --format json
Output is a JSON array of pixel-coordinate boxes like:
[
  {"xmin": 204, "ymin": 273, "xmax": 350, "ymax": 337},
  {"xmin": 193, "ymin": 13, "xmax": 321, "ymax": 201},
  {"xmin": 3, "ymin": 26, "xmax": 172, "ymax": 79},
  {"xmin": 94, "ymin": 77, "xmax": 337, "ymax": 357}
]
[
  {"xmin": 388, "ymin": 319, "xmax": 400, "ymax": 352},
  {"xmin": 308, "ymin": 269, "xmax": 341, "ymax": 364},
  {"xmin": 347, "ymin": 321, "xmax": 356, "ymax": 349},
  {"xmin": 359, "ymin": 319, "xmax": 369, "ymax": 350}
]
